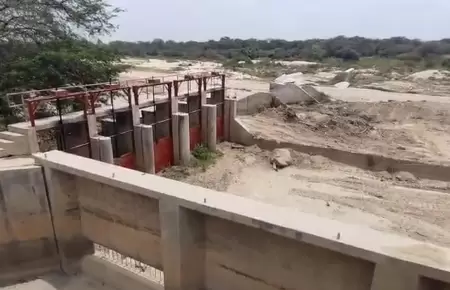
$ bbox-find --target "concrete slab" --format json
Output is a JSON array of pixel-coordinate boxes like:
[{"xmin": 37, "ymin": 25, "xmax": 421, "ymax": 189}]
[
  {"xmin": 0, "ymin": 273, "xmax": 113, "ymax": 290},
  {"xmin": 0, "ymin": 157, "xmax": 35, "ymax": 169}
]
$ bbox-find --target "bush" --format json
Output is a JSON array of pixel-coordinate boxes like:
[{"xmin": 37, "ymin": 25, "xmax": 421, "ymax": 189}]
[
  {"xmin": 335, "ymin": 48, "xmax": 360, "ymax": 61},
  {"xmin": 191, "ymin": 144, "xmax": 222, "ymax": 171}
]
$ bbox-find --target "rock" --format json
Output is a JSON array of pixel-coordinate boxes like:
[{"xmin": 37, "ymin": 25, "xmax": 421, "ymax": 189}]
[
  {"xmin": 395, "ymin": 171, "xmax": 417, "ymax": 182},
  {"xmin": 270, "ymin": 148, "xmax": 293, "ymax": 169},
  {"xmin": 231, "ymin": 144, "xmax": 245, "ymax": 150},
  {"xmin": 334, "ymin": 81, "xmax": 350, "ymax": 89},
  {"xmin": 378, "ymin": 171, "xmax": 392, "ymax": 181},
  {"xmin": 308, "ymin": 112, "xmax": 329, "ymax": 123}
]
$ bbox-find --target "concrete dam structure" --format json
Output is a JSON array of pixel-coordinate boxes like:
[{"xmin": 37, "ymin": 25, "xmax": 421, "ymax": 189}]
[
  {"xmin": 1, "ymin": 151, "xmax": 450, "ymax": 290},
  {"xmin": 1, "ymin": 73, "xmax": 450, "ymax": 289}
]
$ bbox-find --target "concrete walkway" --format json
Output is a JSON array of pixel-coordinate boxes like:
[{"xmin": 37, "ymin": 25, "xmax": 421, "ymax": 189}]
[{"xmin": 1, "ymin": 273, "xmax": 116, "ymax": 290}]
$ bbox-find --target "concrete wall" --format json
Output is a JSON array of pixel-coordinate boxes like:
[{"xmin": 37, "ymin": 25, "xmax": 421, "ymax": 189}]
[
  {"xmin": 77, "ymin": 178, "xmax": 162, "ymax": 269},
  {"xmin": 270, "ymin": 83, "xmax": 327, "ymax": 105},
  {"xmin": 237, "ymin": 92, "xmax": 274, "ymax": 116},
  {"xmin": 0, "ymin": 166, "xmax": 59, "ymax": 283},
  {"xmin": 204, "ymin": 216, "xmax": 374, "ymax": 290},
  {"xmin": 34, "ymin": 151, "xmax": 450, "ymax": 290}
]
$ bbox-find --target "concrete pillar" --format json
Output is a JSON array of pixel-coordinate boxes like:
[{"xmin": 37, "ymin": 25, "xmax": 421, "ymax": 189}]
[
  {"xmin": 142, "ymin": 125, "xmax": 155, "ymax": 174},
  {"xmin": 224, "ymin": 99, "xmax": 231, "ymax": 141},
  {"xmin": 27, "ymin": 127, "xmax": 40, "ymax": 153},
  {"xmin": 131, "ymin": 105, "xmax": 141, "ymax": 126},
  {"xmin": 134, "ymin": 126, "xmax": 143, "ymax": 171},
  {"xmin": 171, "ymin": 96, "xmax": 179, "ymax": 114},
  {"xmin": 134, "ymin": 124, "xmax": 155, "ymax": 174},
  {"xmin": 86, "ymin": 114, "xmax": 98, "ymax": 155},
  {"xmin": 159, "ymin": 201, "xmax": 205, "ymax": 290},
  {"xmin": 201, "ymin": 106, "xmax": 207, "ymax": 143},
  {"xmin": 172, "ymin": 114, "xmax": 180, "ymax": 165},
  {"xmin": 370, "ymin": 261, "xmax": 419, "ymax": 290},
  {"xmin": 177, "ymin": 113, "xmax": 190, "ymax": 166},
  {"xmin": 204, "ymin": 104, "xmax": 217, "ymax": 151},
  {"xmin": 91, "ymin": 136, "xmax": 114, "ymax": 164},
  {"xmin": 42, "ymin": 167, "xmax": 94, "ymax": 274},
  {"xmin": 226, "ymin": 98, "xmax": 237, "ymax": 142},
  {"xmin": 86, "ymin": 114, "xmax": 98, "ymax": 137},
  {"xmin": 200, "ymin": 91, "xmax": 207, "ymax": 106}
]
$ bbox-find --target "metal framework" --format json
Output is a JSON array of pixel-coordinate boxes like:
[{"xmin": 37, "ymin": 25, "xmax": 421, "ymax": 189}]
[
  {"xmin": 133, "ymin": 81, "xmax": 173, "ymax": 141},
  {"xmin": 25, "ymin": 89, "xmax": 93, "ymax": 157},
  {"xmin": 95, "ymin": 84, "xmax": 136, "ymax": 159},
  {"xmin": 20, "ymin": 72, "xmax": 225, "ymax": 164}
]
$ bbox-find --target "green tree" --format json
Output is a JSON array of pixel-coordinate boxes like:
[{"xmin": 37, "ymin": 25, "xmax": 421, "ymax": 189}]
[
  {"xmin": 0, "ymin": 0, "xmax": 124, "ymax": 126},
  {"xmin": 0, "ymin": 0, "xmax": 121, "ymax": 42}
]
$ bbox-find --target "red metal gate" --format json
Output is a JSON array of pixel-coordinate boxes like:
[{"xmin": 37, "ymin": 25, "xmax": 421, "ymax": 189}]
[
  {"xmin": 91, "ymin": 84, "xmax": 136, "ymax": 169},
  {"xmin": 135, "ymin": 81, "xmax": 174, "ymax": 172}
]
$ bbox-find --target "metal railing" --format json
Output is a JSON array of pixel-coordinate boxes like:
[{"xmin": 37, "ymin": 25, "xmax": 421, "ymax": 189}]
[{"xmin": 94, "ymin": 244, "xmax": 164, "ymax": 285}]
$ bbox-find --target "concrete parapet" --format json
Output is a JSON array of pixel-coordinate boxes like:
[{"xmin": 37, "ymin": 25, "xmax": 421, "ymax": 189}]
[
  {"xmin": 34, "ymin": 150, "xmax": 450, "ymax": 290},
  {"xmin": 159, "ymin": 200, "xmax": 205, "ymax": 290},
  {"xmin": 91, "ymin": 136, "xmax": 114, "ymax": 164},
  {"xmin": 370, "ymin": 262, "xmax": 419, "ymax": 290},
  {"xmin": 77, "ymin": 177, "xmax": 161, "ymax": 268},
  {"xmin": 42, "ymin": 167, "xmax": 93, "ymax": 274},
  {"xmin": 0, "ymin": 166, "xmax": 59, "ymax": 283}
]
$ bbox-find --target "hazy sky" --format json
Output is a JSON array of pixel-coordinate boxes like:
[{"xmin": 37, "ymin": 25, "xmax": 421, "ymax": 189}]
[{"xmin": 106, "ymin": 0, "xmax": 450, "ymax": 41}]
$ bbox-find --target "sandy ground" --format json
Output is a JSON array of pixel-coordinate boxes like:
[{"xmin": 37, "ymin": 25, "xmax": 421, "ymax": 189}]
[
  {"xmin": 239, "ymin": 100, "xmax": 450, "ymax": 166},
  {"xmin": 0, "ymin": 273, "xmax": 113, "ymax": 290},
  {"xmin": 120, "ymin": 58, "xmax": 268, "ymax": 100},
  {"xmin": 316, "ymin": 86, "xmax": 450, "ymax": 103},
  {"xmin": 163, "ymin": 143, "xmax": 450, "ymax": 248},
  {"xmin": 123, "ymin": 58, "xmax": 450, "ymax": 248}
]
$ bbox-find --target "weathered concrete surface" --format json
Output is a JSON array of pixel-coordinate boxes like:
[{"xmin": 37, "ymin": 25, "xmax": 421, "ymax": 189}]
[
  {"xmin": 134, "ymin": 124, "xmax": 155, "ymax": 173},
  {"xmin": 237, "ymin": 92, "xmax": 273, "ymax": 115},
  {"xmin": 1, "ymin": 272, "xmax": 115, "ymax": 290},
  {"xmin": 205, "ymin": 216, "xmax": 374, "ymax": 290},
  {"xmin": 81, "ymin": 255, "xmax": 163, "ymax": 290},
  {"xmin": 230, "ymin": 118, "xmax": 254, "ymax": 146},
  {"xmin": 159, "ymin": 201, "xmax": 204, "ymax": 290},
  {"xmin": 34, "ymin": 151, "xmax": 450, "ymax": 290},
  {"xmin": 270, "ymin": 83, "xmax": 326, "ymax": 105},
  {"xmin": 42, "ymin": 168, "xmax": 93, "ymax": 273},
  {"xmin": 91, "ymin": 136, "xmax": 113, "ymax": 164},
  {"xmin": 77, "ymin": 178, "xmax": 162, "ymax": 269},
  {"xmin": 176, "ymin": 113, "xmax": 190, "ymax": 166},
  {"xmin": 205, "ymin": 104, "xmax": 217, "ymax": 151},
  {"xmin": 0, "ymin": 166, "xmax": 59, "ymax": 283}
]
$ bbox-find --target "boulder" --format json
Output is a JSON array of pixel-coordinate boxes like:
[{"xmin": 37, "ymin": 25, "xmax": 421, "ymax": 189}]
[
  {"xmin": 270, "ymin": 148, "xmax": 293, "ymax": 169},
  {"xmin": 395, "ymin": 171, "xmax": 417, "ymax": 182},
  {"xmin": 334, "ymin": 81, "xmax": 350, "ymax": 89}
]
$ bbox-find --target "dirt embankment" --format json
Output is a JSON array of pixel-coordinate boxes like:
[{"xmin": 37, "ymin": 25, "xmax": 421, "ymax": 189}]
[
  {"xmin": 240, "ymin": 99, "xmax": 450, "ymax": 167},
  {"xmin": 164, "ymin": 143, "xmax": 450, "ymax": 248}
]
